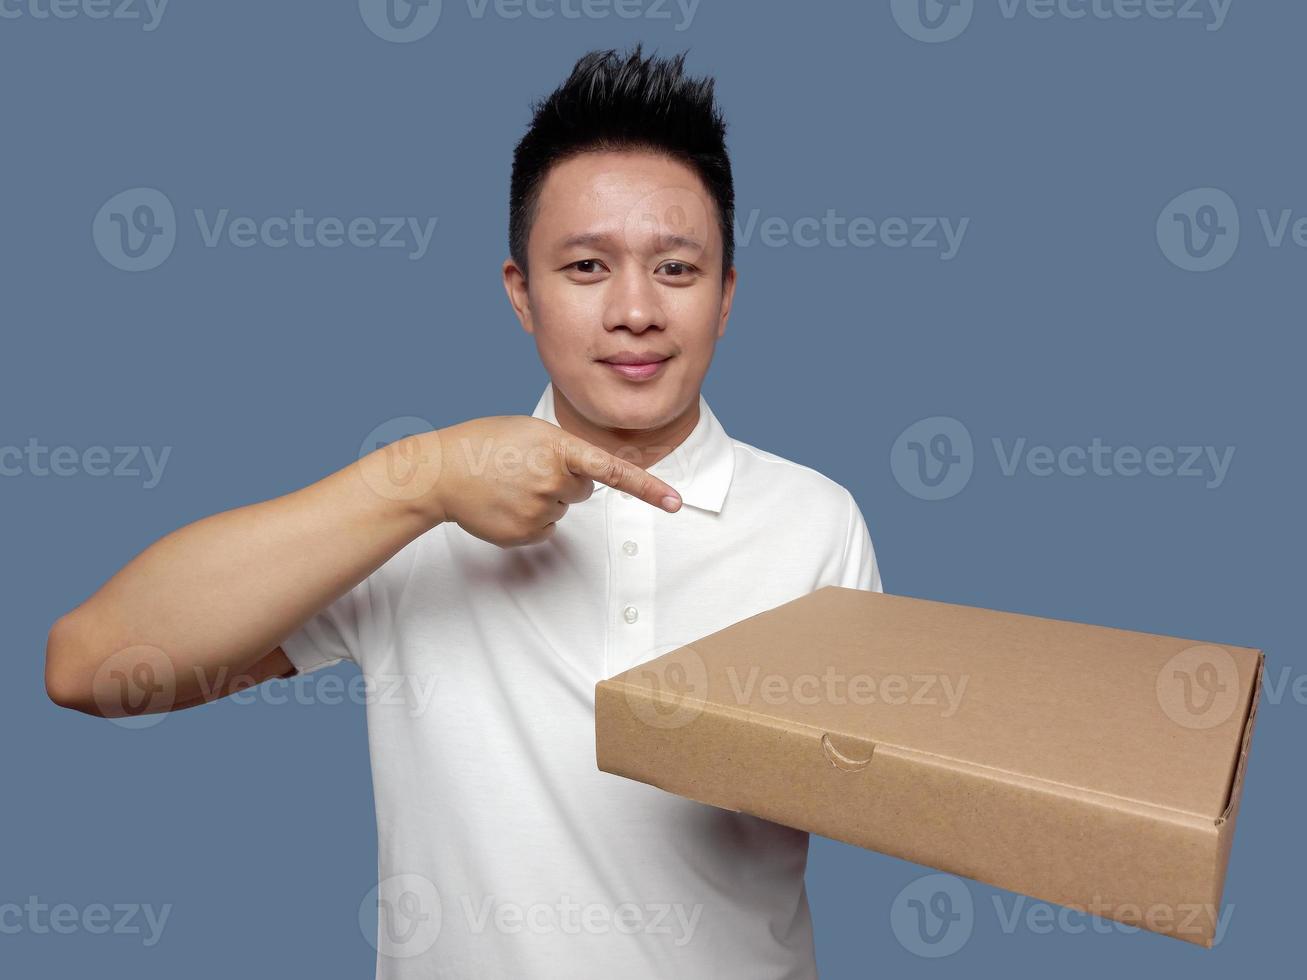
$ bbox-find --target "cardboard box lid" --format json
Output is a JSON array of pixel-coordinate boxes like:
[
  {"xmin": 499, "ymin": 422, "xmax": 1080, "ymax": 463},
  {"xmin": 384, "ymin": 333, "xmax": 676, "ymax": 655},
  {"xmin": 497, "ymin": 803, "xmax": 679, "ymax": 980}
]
[{"xmin": 611, "ymin": 587, "xmax": 1262, "ymax": 822}]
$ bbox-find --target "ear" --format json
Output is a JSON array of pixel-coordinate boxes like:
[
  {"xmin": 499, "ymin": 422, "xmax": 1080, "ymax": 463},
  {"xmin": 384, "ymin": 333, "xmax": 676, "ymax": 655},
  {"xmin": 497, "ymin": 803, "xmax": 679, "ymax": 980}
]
[
  {"xmin": 716, "ymin": 265, "xmax": 737, "ymax": 339},
  {"xmin": 502, "ymin": 258, "xmax": 534, "ymax": 335}
]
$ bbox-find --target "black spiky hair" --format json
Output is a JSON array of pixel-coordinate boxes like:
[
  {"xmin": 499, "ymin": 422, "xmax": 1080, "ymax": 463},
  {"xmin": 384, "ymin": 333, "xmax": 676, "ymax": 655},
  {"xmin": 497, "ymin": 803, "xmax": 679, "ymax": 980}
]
[{"xmin": 509, "ymin": 44, "xmax": 734, "ymax": 283}]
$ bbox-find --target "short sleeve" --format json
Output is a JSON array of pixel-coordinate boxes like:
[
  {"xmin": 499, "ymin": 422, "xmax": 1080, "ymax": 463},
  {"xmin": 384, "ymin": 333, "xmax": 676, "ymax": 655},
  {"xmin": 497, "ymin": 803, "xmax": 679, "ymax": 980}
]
[
  {"xmin": 836, "ymin": 492, "xmax": 884, "ymax": 593},
  {"xmin": 278, "ymin": 543, "xmax": 414, "ymax": 677},
  {"xmin": 279, "ymin": 576, "xmax": 374, "ymax": 675},
  {"xmin": 279, "ymin": 534, "xmax": 425, "ymax": 674}
]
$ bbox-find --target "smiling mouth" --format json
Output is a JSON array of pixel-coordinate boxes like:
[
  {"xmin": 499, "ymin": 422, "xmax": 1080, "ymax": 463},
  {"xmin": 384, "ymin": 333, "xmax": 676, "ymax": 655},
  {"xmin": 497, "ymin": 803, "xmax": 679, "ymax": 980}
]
[{"xmin": 598, "ymin": 354, "xmax": 672, "ymax": 381}]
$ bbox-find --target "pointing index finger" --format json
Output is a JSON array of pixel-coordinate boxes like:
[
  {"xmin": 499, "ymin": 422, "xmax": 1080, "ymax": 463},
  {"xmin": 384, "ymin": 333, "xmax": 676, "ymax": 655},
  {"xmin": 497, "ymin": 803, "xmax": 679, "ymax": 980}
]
[{"xmin": 560, "ymin": 435, "xmax": 682, "ymax": 513}]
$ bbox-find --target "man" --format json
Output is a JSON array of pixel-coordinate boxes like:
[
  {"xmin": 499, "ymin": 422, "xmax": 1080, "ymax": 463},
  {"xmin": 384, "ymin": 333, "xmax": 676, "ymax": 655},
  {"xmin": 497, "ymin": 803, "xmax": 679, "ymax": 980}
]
[{"xmin": 46, "ymin": 45, "xmax": 882, "ymax": 979}]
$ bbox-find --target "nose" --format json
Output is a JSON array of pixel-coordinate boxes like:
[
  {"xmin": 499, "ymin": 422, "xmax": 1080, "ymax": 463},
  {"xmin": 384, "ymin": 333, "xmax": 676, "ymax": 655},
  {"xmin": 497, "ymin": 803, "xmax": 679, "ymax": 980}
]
[{"xmin": 602, "ymin": 263, "xmax": 665, "ymax": 335}]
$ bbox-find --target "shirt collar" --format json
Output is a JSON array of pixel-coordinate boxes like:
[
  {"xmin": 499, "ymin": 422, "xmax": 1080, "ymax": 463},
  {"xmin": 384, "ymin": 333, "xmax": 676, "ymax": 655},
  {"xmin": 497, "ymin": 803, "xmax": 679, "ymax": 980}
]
[{"xmin": 529, "ymin": 382, "xmax": 735, "ymax": 514}]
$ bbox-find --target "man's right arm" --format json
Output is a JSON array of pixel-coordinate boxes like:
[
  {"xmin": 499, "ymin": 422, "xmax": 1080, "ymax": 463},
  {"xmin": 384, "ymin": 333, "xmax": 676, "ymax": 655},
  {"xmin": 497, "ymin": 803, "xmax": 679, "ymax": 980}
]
[
  {"xmin": 44, "ymin": 416, "xmax": 683, "ymax": 717},
  {"xmin": 43, "ymin": 429, "xmax": 448, "ymax": 716}
]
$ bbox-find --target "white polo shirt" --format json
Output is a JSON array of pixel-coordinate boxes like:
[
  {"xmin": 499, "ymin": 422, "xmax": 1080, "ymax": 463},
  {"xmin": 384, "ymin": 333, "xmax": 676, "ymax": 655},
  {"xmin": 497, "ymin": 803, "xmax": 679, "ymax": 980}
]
[{"xmin": 281, "ymin": 382, "xmax": 883, "ymax": 980}]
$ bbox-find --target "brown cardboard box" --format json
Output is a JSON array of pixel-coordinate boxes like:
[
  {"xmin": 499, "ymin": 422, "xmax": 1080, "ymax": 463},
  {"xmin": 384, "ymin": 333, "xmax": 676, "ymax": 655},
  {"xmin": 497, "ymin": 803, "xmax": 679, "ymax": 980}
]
[{"xmin": 595, "ymin": 587, "xmax": 1262, "ymax": 947}]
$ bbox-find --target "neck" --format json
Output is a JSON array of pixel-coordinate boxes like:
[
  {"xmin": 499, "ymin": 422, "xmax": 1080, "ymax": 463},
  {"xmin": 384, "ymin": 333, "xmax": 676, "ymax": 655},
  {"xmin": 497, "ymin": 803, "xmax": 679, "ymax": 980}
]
[{"xmin": 551, "ymin": 384, "xmax": 700, "ymax": 471}]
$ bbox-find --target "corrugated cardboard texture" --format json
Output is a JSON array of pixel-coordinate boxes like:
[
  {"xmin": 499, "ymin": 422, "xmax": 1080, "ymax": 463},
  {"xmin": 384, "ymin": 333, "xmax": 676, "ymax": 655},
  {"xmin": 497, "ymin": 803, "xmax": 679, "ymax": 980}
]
[{"xmin": 596, "ymin": 587, "xmax": 1262, "ymax": 947}]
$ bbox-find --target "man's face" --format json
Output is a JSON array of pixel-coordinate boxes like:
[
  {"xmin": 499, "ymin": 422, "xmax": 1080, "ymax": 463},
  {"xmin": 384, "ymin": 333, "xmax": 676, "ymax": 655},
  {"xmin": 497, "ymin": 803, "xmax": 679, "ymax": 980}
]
[{"xmin": 504, "ymin": 149, "xmax": 735, "ymax": 433}]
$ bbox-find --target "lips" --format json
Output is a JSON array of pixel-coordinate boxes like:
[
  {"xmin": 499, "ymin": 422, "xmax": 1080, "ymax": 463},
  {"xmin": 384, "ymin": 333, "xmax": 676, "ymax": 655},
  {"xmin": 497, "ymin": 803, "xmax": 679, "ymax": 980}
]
[
  {"xmin": 599, "ymin": 352, "xmax": 671, "ymax": 381},
  {"xmin": 599, "ymin": 351, "xmax": 672, "ymax": 365}
]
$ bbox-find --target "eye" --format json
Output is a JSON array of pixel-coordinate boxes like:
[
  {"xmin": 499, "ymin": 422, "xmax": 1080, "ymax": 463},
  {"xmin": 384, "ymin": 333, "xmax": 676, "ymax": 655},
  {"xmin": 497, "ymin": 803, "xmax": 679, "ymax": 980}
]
[
  {"xmin": 566, "ymin": 259, "xmax": 607, "ymax": 276},
  {"xmin": 658, "ymin": 260, "xmax": 699, "ymax": 279}
]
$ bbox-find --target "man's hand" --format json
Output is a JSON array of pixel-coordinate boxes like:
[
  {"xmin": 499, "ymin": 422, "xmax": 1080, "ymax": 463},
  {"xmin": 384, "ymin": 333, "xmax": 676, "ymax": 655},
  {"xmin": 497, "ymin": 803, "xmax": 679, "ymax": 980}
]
[
  {"xmin": 426, "ymin": 416, "xmax": 682, "ymax": 548},
  {"xmin": 44, "ymin": 413, "xmax": 684, "ymax": 715}
]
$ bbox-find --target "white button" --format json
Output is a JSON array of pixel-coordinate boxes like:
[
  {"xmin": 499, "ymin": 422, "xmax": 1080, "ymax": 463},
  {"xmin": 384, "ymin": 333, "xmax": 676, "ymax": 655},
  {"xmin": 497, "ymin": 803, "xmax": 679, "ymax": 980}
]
[
  {"xmin": 622, "ymin": 540, "xmax": 639, "ymax": 556},
  {"xmin": 622, "ymin": 605, "xmax": 639, "ymax": 624}
]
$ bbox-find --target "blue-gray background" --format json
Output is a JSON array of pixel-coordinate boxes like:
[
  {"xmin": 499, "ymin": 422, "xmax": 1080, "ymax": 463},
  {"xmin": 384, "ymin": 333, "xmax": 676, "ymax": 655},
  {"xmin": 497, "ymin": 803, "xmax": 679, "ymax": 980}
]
[{"xmin": 3, "ymin": 0, "xmax": 1302, "ymax": 976}]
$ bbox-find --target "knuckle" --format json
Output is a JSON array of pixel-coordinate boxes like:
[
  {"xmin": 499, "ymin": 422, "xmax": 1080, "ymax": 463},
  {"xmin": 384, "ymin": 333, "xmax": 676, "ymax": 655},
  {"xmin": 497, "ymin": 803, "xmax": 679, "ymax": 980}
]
[
  {"xmin": 579, "ymin": 445, "xmax": 609, "ymax": 479},
  {"xmin": 602, "ymin": 457, "xmax": 626, "ymax": 486}
]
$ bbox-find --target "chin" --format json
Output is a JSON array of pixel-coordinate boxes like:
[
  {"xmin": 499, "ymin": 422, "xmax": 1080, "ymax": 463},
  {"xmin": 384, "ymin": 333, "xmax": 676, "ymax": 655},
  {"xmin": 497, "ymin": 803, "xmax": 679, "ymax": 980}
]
[{"xmin": 587, "ymin": 391, "xmax": 677, "ymax": 432}]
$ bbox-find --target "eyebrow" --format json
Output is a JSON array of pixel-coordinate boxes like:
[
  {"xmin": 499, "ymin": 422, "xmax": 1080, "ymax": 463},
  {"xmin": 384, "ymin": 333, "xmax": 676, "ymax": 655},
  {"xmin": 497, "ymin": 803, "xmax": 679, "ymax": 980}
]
[{"xmin": 558, "ymin": 230, "xmax": 705, "ymax": 253}]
